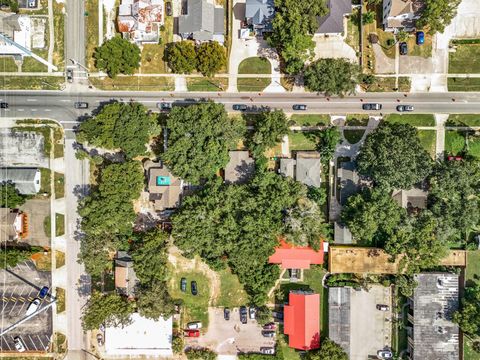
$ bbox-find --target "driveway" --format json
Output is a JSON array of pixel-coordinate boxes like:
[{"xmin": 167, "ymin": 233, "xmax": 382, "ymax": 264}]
[
  {"xmin": 186, "ymin": 307, "xmax": 275, "ymax": 355},
  {"xmin": 313, "ymin": 35, "xmax": 358, "ymax": 63},
  {"xmin": 19, "ymin": 199, "xmax": 51, "ymax": 248},
  {"xmin": 373, "ymin": 44, "xmax": 395, "ymax": 74},
  {"xmin": 399, "ymin": 55, "xmax": 433, "ymax": 74}
]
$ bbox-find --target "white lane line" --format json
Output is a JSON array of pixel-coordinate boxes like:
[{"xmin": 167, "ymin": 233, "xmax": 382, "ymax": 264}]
[
  {"xmin": 44, "ymin": 109, "xmax": 51, "ymax": 112},
  {"xmin": 28, "ymin": 334, "xmax": 38, "ymax": 351},
  {"xmin": 26, "ymin": 99, "xmax": 37, "ymax": 102},
  {"xmin": 60, "ymin": 99, "xmax": 71, "ymax": 102},
  {"xmin": 17, "ymin": 109, "xmax": 24, "ymax": 112},
  {"xmin": 30, "ymin": 109, "xmax": 37, "ymax": 111}
]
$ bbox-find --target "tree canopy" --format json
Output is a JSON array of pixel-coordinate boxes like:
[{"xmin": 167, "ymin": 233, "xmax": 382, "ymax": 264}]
[
  {"xmin": 77, "ymin": 102, "xmax": 159, "ymax": 158},
  {"xmin": 0, "ymin": 183, "xmax": 26, "ymax": 208},
  {"xmin": 357, "ymin": 123, "xmax": 433, "ymax": 189},
  {"xmin": 0, "ymin": 245, "xmax": 42, "ymax": 269},
  {"xmin": 185, "ymin": 348, "xmax": 217, "ymax": 360},
  {"xmin": 453, "ymin": 282, "xmax": 480, "ymax": 337},
  {"xmin": 132, "ymin": 228, "xmax": 169, "ymax": 284},
  {"xmin": 136, "ymin": 280, "xmax": 175, "ymax": 320},
  {"xmin": 165, "ymin": 41, "xmax": 197, "ymax": 74},
  {"xmin": 161, "ymin": 102, "xmax": 245, "ymax": 184},
  {"xmin": 247, "ymin": 110, "xmax": 289, "ymax": 157},
  {"xmin": 82, "ymin": 292, "xmax": 134, "ymax": 330},
  {"xmin": 93, "ymin": 36, "xmax": 141, "ymax": 78},
  {"xmin": 304, "ymin": 58, "xmax": 360, "ymax": 96},
  {"xmin": 305, "ymin": 338, "xmax": 348, "ymax": 360},
  {"xmin": 417, "ymin": 0, "xmax": 461, "ymax": 34},
  {"xmin": 315, "ymin": 126, "xmax": 341, "ymax": 163},
  {"xmin": 196, "ymin": 41, "xmax": 227, "ymax": 77}
]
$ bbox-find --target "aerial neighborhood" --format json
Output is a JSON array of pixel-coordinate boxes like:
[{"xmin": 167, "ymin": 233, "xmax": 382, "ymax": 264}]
[{"xmin": 1, "ymin": 0, "xmax": 480, "ymax": 359}]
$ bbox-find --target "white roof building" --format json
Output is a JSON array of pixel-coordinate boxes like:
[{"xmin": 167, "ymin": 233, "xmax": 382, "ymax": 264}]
[
  {"xmin": 0, "ymin": 12, "xmax": 31, "ymax": 56},
  {"xmin": 104, "ymin": 313, "xmax": 173, "ymax": 357}
]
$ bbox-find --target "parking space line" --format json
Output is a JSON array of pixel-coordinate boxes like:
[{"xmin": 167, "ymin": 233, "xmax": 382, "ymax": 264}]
[
  {"xmin": 4, "ymin": 337, "xmax": 12, "ymax": 351},
  {"xmin": 29, "ymin": 335, "xmax": 38, "ymax": 351},
  {"xmin": 38, "ymin": 334, "xmax": 48, "ymax": 350}
]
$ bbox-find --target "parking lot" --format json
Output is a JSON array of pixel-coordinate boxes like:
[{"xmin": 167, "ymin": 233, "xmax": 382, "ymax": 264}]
[
  {"xmin": 186, "ymin": 307, "xmax": 276, "ymax": 355},
  {"xmin": 0, "ymin": 260, "xmax": 52, "ymax": 352}
]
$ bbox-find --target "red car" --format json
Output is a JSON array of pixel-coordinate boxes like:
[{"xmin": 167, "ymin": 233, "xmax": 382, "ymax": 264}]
[
  {"xmin": 263, "ymin": 322, "xmax": 276, "ymax": 330},
  {"xmin": 184, "ymin": 329, "xmax": 200, "ymax": 337},
  {"xmin": 447, "ymin": 156, "xmax": 463, "ymax": 161}
]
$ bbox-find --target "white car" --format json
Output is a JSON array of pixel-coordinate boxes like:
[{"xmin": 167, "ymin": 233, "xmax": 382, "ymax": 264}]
[
  {"xmin": 186, "ymin": 321, "xmax": 202, "ymax": 330},
  {"xmin": 26, "ymin": 298, "xmax": 41, "ymax": 316},
  {"xmin": 13, "ymin": 337, "xmax": 26, "ymax": 352},
  {"xmin": 377, "ymin": 350, "xmax": 393, "ymax": 359},
  {"xmin": 260, "ymin": 347, "xmax": 275, "ymax": 354}
]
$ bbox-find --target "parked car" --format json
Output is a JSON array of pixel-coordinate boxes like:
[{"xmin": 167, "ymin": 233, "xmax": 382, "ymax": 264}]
[
  {"xmin": 157, "ymin": 102, "xmax": 172, "ymax": 111},
  {"xmin": 272, "ymin": 311, "xmax": 284, "ymax": 320},
  {"xmin": 38, "ymin": 286, "xmax": 49, "ymax": 299},
  {"xmin": 74, "ymin": 102, "xmax": 89, "ymax": 109},
  {"xmin": 96, "ymin": 333, "xmax": 104, "ymax": 346},
  {"xmin": 180, "ymin": 277, "xmax": 187, "ymax": 292},
  {"xmin": 416, "ymin": 31, "xmax": 425, "ymax": 45},
  {"xmin": 362, "ymin": 103, "xmax": 382, "ymax": 111},
  {"xmin": 261, "ymin": 330, "xmax": 276, "ymax": 338},
  {"xmin": 447, "ymin": 155, "xmax": 463, "ymax": 161},
  {"xmin": 13, "ymin": 337, "xmax": 25, "ymax": 352},
  {"xmin": 66, "ymin": 68, "xmax": 73, "ymax": 83},
  {"xmin": 292, "ymin": 104, "xmax": 307, "ymax": 111},
  {"xmin": 263, "ymin": 322, "xmax": 276, "ymax": 330},
  {"xmin": 191, "ymin": 280, "xmax": 198, "ymax": 296},
  {"xmin": 184, "ymin": 329, "xmax": 200, "ymax": 337},
  {"xmin": 232, "ymin": 104, "xmax": 248, "ymax": 111},
  {"xmin": 399, "ymin": 42, "xmax": 408, "ymax": 55},
  {"xmin": 224, "ymin": 307, "xmax": 230, "ymax": 321},
  {"xmin": 186, "ymin": 321, "xmax": 202, "ymax": 329},
  {"xmin": 260, "ymin": 347, "xmax": 275, "ymax": 354},
  {"xmin": 249, "ymin": 307, "xmax": 256, "ymax": 320},
  {"xmin": 396, "ymin": 104, "xmax": 414, "ymax": 112},
  {"xmin": 376, "ymin": 304, "xmax": 389, "ymax": 311},
  {"xmin": 0, "ymin": 102, "xmax": 8, "ymax": 109},
  {"xmin": 240, "ymin": 306, "xmax": 248, "ymax": 324},
  {"xmin": 26, "ymin": 298, "xmax": 41, "ymax": 316},
  {"xmin": 377, "ymin": 350, "xmax": 393, "ymax": 359},
  {"xmin": 165, "ymin": 1, "xmax": 172, "ymax": 16}
]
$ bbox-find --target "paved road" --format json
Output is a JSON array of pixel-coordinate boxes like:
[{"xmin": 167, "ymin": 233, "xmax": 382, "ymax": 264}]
[{"xmin": 65, "ymin": 0, "xmax": 86, "ymax": 79}]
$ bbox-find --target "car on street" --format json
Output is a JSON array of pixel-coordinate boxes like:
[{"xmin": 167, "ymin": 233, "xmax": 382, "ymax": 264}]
[
  {"xmin": 224, "ymin": 307, "xmax": 230, "ymax": 320},
  {"xmin": 261, "ymin": 330, "xmax": 276, "ymax": 338},
  {"xmin": 66, "ymin": 68, "xmax": 73, "ymax": 83},
  {"xmin": 157, "ymin": 102, "xmax": 172, "ymax": 111},
  {"xmin": 376, "ymin": 304, "xmax": 389, "ymax": 311},
  {"xmin": 186, "ymin": 321, "xmax": 202, "ymax": 329},
  {"xmin": 180, "ymin": 277, "xmax": 187, "ymax": 292},
  {"xmin": 240, "ymin": 306, "xmax": 248, "ymax": 324},
  {"xmin": 39, "ymin": 286, "xmax": 49, "ymax": 299},
  {"xmin": 13, "ymin": 337, "xmax": 26, "ymax": 352},
  {"xmin": 396, "ymin": 104, "xmax": 414, "ymax": 112},
  {"xmin": 362, "ymin": 103, "xmax": 382, "ymax": 111},
  {"xmin": 260, "ymin": 347, "xmax": 275, "ymax": 354},
  {"xmin": 184, "ymin": 329, "xmax": 200, "ymax": 337},
  {"xmin": 263, "ymin": 322, "xmax": 276, "ymax": 330},
  {"xmin": 292, "ymin": 104, "xmax": 307, "ymax": 111},
  {"xmin": 166, "ymin": 1, "xmax": 172, "ymax": 16},
  {"xmin": 399, "ymin": 42, "xmax": 408, "ymax": 55},
  {"xmin": 416, "ymin": 31, "xmax": 425, "ymax": 45},
  {"xmin": 74, "ymin": 102, "xmax": 88, "ymax": 109},
  {"xmin": 233, "ymin": 104, "xmax": 248, "ymax": 111},
  {"xmin": 249, "ymin": 307, "xmax": 256, "ymax": 319},
  {"xmin": 26, "ymin": 298, "xmax": 40, "ymax": 316},
  {"xmin": 0, "ymin": 102, "xmax": 8, "ymax": 109},
  {"xmin": 377, "ymin": 350, "xmax": 393, "ymax": 359},
  {"xmin": 96, "ymin": 333, "xmax": 104, "ymax": 346},
  {"xmin": 191, "ymin": 280, "xmax": 198, "ymax": 295}
]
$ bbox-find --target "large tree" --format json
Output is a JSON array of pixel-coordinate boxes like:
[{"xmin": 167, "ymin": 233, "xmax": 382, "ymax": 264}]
[
  {"xmin": 248, "ymin": 110, "xmax": 289, "ymax": 157},
  {"xmin": 304, "ymin": 58, "xmax": 360, "ymax": 96},
  {"xmin": 93, "ymin": 36, "xmax": 141, "ymax": 78},
  {"xmin": 0, "ymin": 183, "xmax": 26, "ymax": 208},
  {"xmin": 357, "ymin": 123, "xmax": 433, "ymax": 189},
  {"xmin": 185, "ymin": 348, "xmax": 217, "ymax": 360},
  {"xmin": 316, "ymin": 126, "xmax": 341, "ymax": 163},
  {"xmin": 417, "ymin": 0, "xmax": 461, "ymax": 34},
  {"xmin": 136, "ymin": 281, "xmax": 175, "ymax": 320},
  {"xmin": 305, "ymin": 338, "xmax": 348, "ymax": 360},
  {"xmin": 165, "ymin": 41, "xmax": 197, "ymax": 74},
  {"xmin": 132, "ymin": 228, "xmax": 169, "ymax": 284},
  {"xmin": 161, "ymin": 103, "xmax": 245, "ymax": 184},
  {"xmin": 81, "ymin": 292, "xmax": 134, "ymax": 330},
  {"xmin": 77, "ymin": 102, "xmax": 159, "ymax": 158},
  {"xmin": 0, "ymin": 245, "xmax": 42, "ymax": 269},
  {"xmin": 453, "ymin": 282, "xmax": 480, "ymax": 337},
  {"xmin": 196, "ymin": 41, "xmax": 226, "ymax": 77}
]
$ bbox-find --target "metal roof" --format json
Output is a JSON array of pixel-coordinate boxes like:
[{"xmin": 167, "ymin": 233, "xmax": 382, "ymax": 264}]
[
  {"xmin": 284, "ymin": 292, "xmax": 320, "ymax": 350},
  {"xmin": 328, "ymin": 287, "xmax": 351, "ymax": 357},
  {"xmin": 0, "ymin": 168, "xmax": 41, "ymax": 195}
]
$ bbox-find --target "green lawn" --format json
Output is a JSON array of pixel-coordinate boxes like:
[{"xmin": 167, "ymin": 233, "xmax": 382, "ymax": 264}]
[
  {"xmin": 215, "ymin": 268, "xmax": 249, "ymax": 308},
  {"xmin": 90, "ymin": 76, "xmax": 174, "ymax": 91},
  {"xmin": 343, "ymin": 129, "xmax": 365, "ymax": 144},
  {"xmin": 237, "ymin": 77, "xmax": 270, "ymax": 92},
  {"xmin": 39, "ymin": 168, "xmax": 51, "ymax": 196},
  {"xmin": 0, "ymin": 56, "xmax": 18, "ymax": 72},
  {"xmin": 417, "ymin": 130, "xmax": 436, "ymax": 158},
  {"xmin": 383, "ymin": 114, "xmax": 435, "ymax": 126},
  {"xmin": 289, "ymin": 131, "xmax": 317, "ymax": 151},
  {"xmin": 345, "ymin": 10, "xmax": 360, "ymax": 55},
  {"xmin": 56, "ymin": 287, "xmax": 65, "ymax": 313},
  {"xmin": 85, "ymin": 0, "xmax": 99, "ymax": 71},
  {"xmin": 169, "ymin": 269, "xmax": 210, "ymax": 329},
  {"xmin": 467, "ymin": 136, "xmax": 480, "ymax": 159},
  {"xmin": 464, "ymin": 338, "xmax": 480, "ymax": 360},
  {"xmin": 0, "ymin": 76, "xmax": 63, "ymax": 90},
  {"xmin": 346, "ymin": 114, "xmax": 369, "ymax": 126},
  {"xmin": 366, "ymin": 77, "xmax": 396, "ymax": 92},
  {"xmin": 54, "ymin": 172, "xmax": 65, "ymax": 199},
  {"xmin": 466, "ymin": 251, "xmax": 480, "ymax": 282},
  {"xmin": 54, "ymin": 128, "xmax": 64, "ymax": 158},
  {"xmin": 398, "ymin": 77, "xmax": 411, "ymax": 92},
  {"xmin": 53, "ymin": 1, "xmax": 65, "ymax": 71},
  {"xmin": 238, "ymin": 57, "xmax": 271, "ymax": 74},
  {"xmin": 445, "ymin": 130, "xmax": 466, "ymax": 155},
  {"xmin": 140, "ymin": 44, "xmax": 167, "ymax": 74},
  {"xmin": 56, "ymin": 213, "xmax": 65, "ymax": 237},
  {"xmin": 406, "ymin": 34, "xmax": 432, "ymax": 58},
  {"xmin": 186, "ymin": 77, "xmax": 228, "ymax": 91},
  {"xmin": 290, "ymin": 114, "xmax": 330, "ymax": 126},
  {"xmin": 447, "ymin": 114, "xmax": 480, "ymax": 127},
  {"xmin": 448, "ymin": 77, "xmax": 480, "ymax": 91},
  {"xmin": 449, "ymin": 43, "xmax": 480, "ymax": 73}
]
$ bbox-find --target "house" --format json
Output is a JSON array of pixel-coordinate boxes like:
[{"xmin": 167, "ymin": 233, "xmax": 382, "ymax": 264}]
[
  {"xmin": 114, "ymin": 251, "xmax": 139, "ymax": 297},
  {"xmin": 0, "ymin": 168, "xmax": 41, "ymax": 194},
  {"xmin": 269, "ymin": 239, "xmax": 324, "ymax": 270},
  {"xmin": 145, "ymin": 160, "xmax": 183, "ymax": 212},
  {"xmin": 283, "ymin": 291, "xmax": 320, "ymax": 350},
  {"xmin": 104, "ymin": 312, "xmax": 173, "ymax": 356},
  {"xmin": 328, "ymin": 287, "xmax": 351, "ymax": 357},
  {"xmin": 18, "ymin": 0, "xmax": 39, "ymax": 9},
  {"xmin": 279, "ymin": 151, "xmax": 321, "ymax": 187},
  {"xmin": 0, "ymin": 12, "xmax": 31, "ymax": 56},
  {"xmin": 117, "ymin": 0, "xmax": 164, "ymax": 44},
  {"xmin": 178, "ymin": 0, "xmax": 224, "ymax": 43},
  {"xmin": 224, "ymin": 151, "xmax": 255, "ymax": 184},
  {"xmin": 407, "ymin": 273, "xmax": 460, "ymax": 360},
  {"xmin": 392, "ymin": 186, "xmax": 428, "ymax": 212},
  {"xmin": 382, "ymin": 0, "xmax": 422, "ymax": 33},
  {"xmin": 0, "ymin": 208, "xmax": 26, "ymax": 242},
  {"xmin": 316, "ymin": 0, "xmax": 352, "ymax": 35},
  {"xmin": 245, "ymin": 0, "xmax": 275, "ymax": 33},
  {"xmin": 337, "ymin": 161, "xmax": 359, "ymax": 206}
]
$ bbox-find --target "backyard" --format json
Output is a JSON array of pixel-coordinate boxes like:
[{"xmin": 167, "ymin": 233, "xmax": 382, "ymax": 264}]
[
  {"xmin": 289, "ymin": 131, "xmax": 317, "ymax": 151},
  {"xmin": 449, "ymin": 42, "xmax": 480, "ymax": 73}
]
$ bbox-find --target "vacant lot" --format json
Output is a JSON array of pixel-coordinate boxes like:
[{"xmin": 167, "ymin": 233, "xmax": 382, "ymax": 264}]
[
  {"xmin": 417, "ymin": 130, "xmax": 436, "ymax": 158},
  {"xmin": 449, "ymin": 43, "xmax": 480, "ymax": 73},
  {"xmin": 448, "ymin": 77, "xmax": 480, "ymax": 91},
  {"xmin": 447, "ymin": 114, "xmax": 480, "ymax": 127},
  {"xmin": 238, "ymin": 57, "xmax": 271, "ymax": 74},
  {"xmin": 445, "ymin": 130, "xmax": 466, "ymax": 155},
  {"xmin": 215, "ymin": 268, "xmax": 248, "ymax": 308},
  {"xmin": 383, "ymin": 114, "xmax": 435, "ymax": 127}
]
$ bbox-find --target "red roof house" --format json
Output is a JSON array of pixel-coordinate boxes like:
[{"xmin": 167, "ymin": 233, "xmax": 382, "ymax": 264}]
[
  {"xmin": 268, "ymin": 240, "xmax": 324, "ymax": 269},
  {"xmin": 284, "ymin": 291, "xmax": 320, "ymax": 350}
]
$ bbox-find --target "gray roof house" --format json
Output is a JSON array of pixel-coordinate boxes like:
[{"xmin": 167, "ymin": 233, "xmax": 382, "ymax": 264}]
[
  {"xmin": 245, "ymin": 0, "xmax": 275, "ymax": 30},
  {"xmin": 279, "ymin": 151, "xmax": 321, "ymax": 187},
  {"xmin": 224, "ymin": 151, "xmax": 255, "ymax": 184},
  {"xmin": 0, "ymin": 168, "xmax": 41, "ymax": 194},
  {"xmin": 145, "ymin": 160, "xmax": 183, "ymax": 212},
  {"xmin": 338, "ymin": 161, "xmax": 359, "ymax": 206},
  {"xmin": 407, "ymin": 273, "xmax": 460, "ymax": 360},
  {"xmin": 178, "ymin": 0, "xmax": 225, "ymax": 42},
  {"xmin": 316, "ymin": 0, "xmax": 352, "ymax": 35},
  {"xmin": 114, "ymin": 251, "xmax": 139, "ymax": 298},
  {"xmin": 328, "ymin": 287, "xmax": 351, "ymax": 357},
  {"xmin": 392, "ymin": 186, "xmax": 428, "ymax": 212}
]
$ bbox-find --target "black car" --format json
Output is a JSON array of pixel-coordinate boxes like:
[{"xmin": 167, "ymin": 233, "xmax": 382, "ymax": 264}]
[
  {"xmin": 166, "ymin": 1, "xmax": 172, "ymax": 16},
  {"xmin": 239, "ymin": 306, "xmax": 248, "ymax": 324},
  {"xmin": 362, "ymin": 103, "xmax": 382, "ymax": 111},
  {"xmin": 292, "ymin": 104, "xmax": 307, "ymax": 111},
  {"xmin": 66, "ymin": 68, "xmax": 73, "ymax": 83},
  {"xmin": 399, "ymin": 42, "xmax": 408, "ymax": 55},
  {"xmin": 0, "ymin": 102, "xmax": 8, "ymax": 109},
  {"xmin": 180, "ymin": 278, "xmax": 187, "ymax": 292},
  {"xmin": 261, "ymin": 330, "xmax": 276, "ymax": 338},
  {"xmin": 232, "ymin": 104, "xmax": 248, "ymax": 111},
  {"xmin": 396, "ymin": 104, "xmax": 414, "ymax": 112},
  {"xmin": 191, "ymin": 280, "xmax": 198, "ymax": 296},
  {"xmin": 74, "ymin": 102, "xmax": 88, "ymax": 109},
  {"xmin": 224, "ymin": 307, "xmax": 230, "ymax": 320}
]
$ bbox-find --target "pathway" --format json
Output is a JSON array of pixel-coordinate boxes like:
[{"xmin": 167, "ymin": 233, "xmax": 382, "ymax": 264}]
[
  {"xmin": 435, "ymin": 114, "xmax": 448, "ymax": 160},
  {"xmin": 98, "ymin": 0, "xmax": 104, "ymax": 45},
  {"xmin": 174, "ymin": 75, "xmax": 187, "ymax": 92},
  {"xmin": 47, "ymin": 0, "xmax": 54, "ymax": 72}
]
